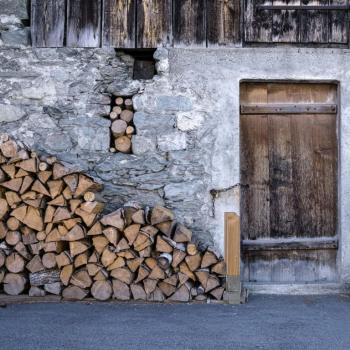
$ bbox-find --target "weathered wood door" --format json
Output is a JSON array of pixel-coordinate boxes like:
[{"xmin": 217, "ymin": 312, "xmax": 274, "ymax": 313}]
[{"xmin": 240, "ymin": 82, "xmax": 338, "ymax": 283}]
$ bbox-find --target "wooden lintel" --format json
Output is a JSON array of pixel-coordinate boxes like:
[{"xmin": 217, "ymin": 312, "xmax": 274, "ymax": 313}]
[
  {"xmin": 240, "ymin": 104, "xmax": 337, "ymax": 115},
  {"xmin": 242, "ymin": 237, "xmax": 338, "ymax": 252},
  {"xmin": 257, "ymin": 5, "xmax": 349, "ymax": 11}
]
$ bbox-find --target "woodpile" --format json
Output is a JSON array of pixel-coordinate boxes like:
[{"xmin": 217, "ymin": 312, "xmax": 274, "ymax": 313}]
[
  {"xmin": 0, "ymin": 135, "xmax": 226, "ymax": 302},
  {"xmin": 109, "ymin": 96, "xmax": 135, "ymax": 154}
]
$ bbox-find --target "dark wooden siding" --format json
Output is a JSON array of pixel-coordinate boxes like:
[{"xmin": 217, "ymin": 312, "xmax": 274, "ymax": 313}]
[
  {"xmin": 31, "ymin": 0, "xmax": 349, "ymax": 47},
  {"xmin": 31, "ymin": 0, "xmax": 241, "ymax": 48},
  {"xmin": 67, "ymin": 0, "xmax": 102, "ymax": 47},
  {"xmin": 31, "ymin": 0, "xmax": 66, "ymax": 47},
  {"xmin": 245, "ymin": 0, "xmax": 349, "ymax": 45}
]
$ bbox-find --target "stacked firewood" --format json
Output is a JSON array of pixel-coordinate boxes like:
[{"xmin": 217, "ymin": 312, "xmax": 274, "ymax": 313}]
[
  {"xmin": 0, "ymin": 135, "xmax": 226, "ymax": 302},
  {"xmin": 109, "ymin": 97, "xmax": 135, "ymax": 154}
]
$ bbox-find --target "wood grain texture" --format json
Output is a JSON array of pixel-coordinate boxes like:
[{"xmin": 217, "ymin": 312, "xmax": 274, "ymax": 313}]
[
  {"xmin": 272, "ymin": 0, "xmax": 300, "ymax": 43},
  {"xmin": 224, "ymin": 213, "xmax": 240, "ymax": 276},
  {"xmin": 67, "ymin": 0, "xmax": 102, "ymax": 47},
  {"xmin": 240, "ymin": 82, "xmax": 338, "ymax": 282},
  {"xmin": 103, "ymin": 0, "xmax": 136, "ymax": 48},
  {"xmin": 31, "ymin": 0, "xmax": 65, "ymax": 47},
  {"xmin": 329, "ymin": 0, "xmax": 349, "ymax": 43},
  {"xmin": 244, "ymin": 0, "xmax": 273, "ymax": 42},
  {"xmin": 206, "ymin": 0, "xmax": 240, "ymax": 46},
  {"xmin": 173, "ymin": 0, "xmax": 206, "ymax": 47},
  {"xmin": 136, "ymin": 0, "xmax": 172, "ymax": 48},
  {"xmin": 300, "ymin": 0, "xmax": 329, "ymax": 43}
]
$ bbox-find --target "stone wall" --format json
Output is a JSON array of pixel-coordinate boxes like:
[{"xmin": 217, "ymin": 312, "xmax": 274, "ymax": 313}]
[{"xmin": 0, "ymin": 0, "xmax": 217, "ymax": 250}]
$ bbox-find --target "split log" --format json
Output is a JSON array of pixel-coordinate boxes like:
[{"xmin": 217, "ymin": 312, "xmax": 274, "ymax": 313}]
[
  {"xmin": 167, "ymin": 284, "xmax": 190, "ymax": 302},
  {"xmin": 151, "ymin": 206, "xmax": 174, "ymax": 225},
  {"xmin": 115, "ymin": 136, "xmax": 131, "ymax": 154},
  {"xmin": 91, "ymin": 280, "xmax": 113, "ymax": 301},
  {"xmin": 29, "ymin": 269, "xmax": 60, "ymax": 286},
  {"xmin": 6, "ymin": 252, "xmax": 25, "ymax": 273},
  {"xmin": 62, "ymin": 286, "xmax": 88, "ymax": 300},
  {"xmin": 3, "ymin": 273, "xmax": 27, "ymax": 295},
  {"xmin": 60, "ymin": 264, "xmax": 73, "ymax": 286},
  {"xmin": 130, "ymin": 283, "xmax": 146, "ymax": 300},
  {"xmin": 112, "ymin": 279, "xmax": 130, "ymax": 301},
  {"xmin": 110, "ymin": 267, "xmax": 134, "ymax": 284},
  {"xmin": 5, "ymin": 230, "xmax": 21, "ymax": 246},
  {"xmin": 29, "ymin": 286, "xmax": 46, "ymax": 297},
  {"xmin": 111, "ymin": 120, "xmax": 127, "ymax": 138},
  {"xmin": 42, "ymin": 253, "xmax": 57, "ymax": 269},
  {"xmin": 26, "ymin": 255, "xmax": 45, "ymax": 273},
  {"xmin": 44, "ymin": 282, "xmax": 62, "ymax": 295}
]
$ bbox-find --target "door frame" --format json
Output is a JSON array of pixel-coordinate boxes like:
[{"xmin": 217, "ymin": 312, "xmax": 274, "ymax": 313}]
[{"xmin": 238, "ymin": 80, "xmax": 341, "ymax": 292}]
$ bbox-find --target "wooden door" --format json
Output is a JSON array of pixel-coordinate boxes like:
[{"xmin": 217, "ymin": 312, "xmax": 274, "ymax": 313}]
[{"xmin": 240, "ymin": 82, "xmax": 338, "ymax": 283}]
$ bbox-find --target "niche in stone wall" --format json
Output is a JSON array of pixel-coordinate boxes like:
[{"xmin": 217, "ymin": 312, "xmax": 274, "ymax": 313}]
[{"xmin": 109, "ymin": 96, "xmax": 135, "ymax": 154}]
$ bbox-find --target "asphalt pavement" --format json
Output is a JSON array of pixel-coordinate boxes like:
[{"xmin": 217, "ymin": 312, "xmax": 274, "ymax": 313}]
[{"xmin": 0, "ymin": 294, "xmax": 349, "ymax": 350}]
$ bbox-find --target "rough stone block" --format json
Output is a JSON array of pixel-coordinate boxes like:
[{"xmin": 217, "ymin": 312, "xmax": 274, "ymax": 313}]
[
  {"xmin": 164, "ymin": 182, "xmax": 203, "ymax": 201},
  {"xmin": 0, "ymin": 104, "xmax": 25, "ymax": 123},
  {"xmin": 131, "ymin": 135, "xmax": 156, "ymax": 155},
  {"xmin": 22, "ymin": 81, "xmax": 56, "ymax": 100},
  {"xmin": 0, "ymin": 0, "xmax": 29, "ymax": 19},
  {"xmin": 1, "ymin": 28, "xmax": 30, "ymax": 47},
  {"xmin": 157, "ymin": 132, "xmax": 187, "ymax": 152},
  {"xmin": 44, "ymin": 133, "xmax": 73, "ymax": 153},
  {"xmin": 73, "ymin": 126, "xmax": 110, "ymax": 152},
  {"xmin": 156, "ymin": 95, "xmax": 192, "ymax": 112},
  {"xmin": 133, "ymin": 112, "xmax": 175, "ymax": 136},
  {"xmin": 177, "ymin": 111, "xmax": 204, "ymax": 131}
]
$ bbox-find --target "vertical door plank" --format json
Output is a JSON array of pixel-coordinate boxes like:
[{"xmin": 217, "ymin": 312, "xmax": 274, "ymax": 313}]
[
  {"xmin": 329, "ymin": 0, "xmax": 349, "ymax": 44},
  {"xmin": 244, "ymin": 0, "xmax": 273, "ymax": 43},
  {"xmin": 103, "ymin": 0, "xmax": 136, "ymax": 48},
  {"xmin": 173, "ymin": 0, "xmax": 206, "ymax": 47},
  {"xmin": 136, "ymin": 0, "xmax": 172, "ymax": 48},
  {"xmin": 268, "ymin": 115, "xmax": 296, "ymax": 237},
  {"xmin": 67, "ymin": 0, "xmax": 102, "ymax": 47},
  {"xmin": 31, "ymin": 0, "xmax": 65, "ymax": 47},
  {"xmin": 311, "ymin": 114, "xmax": 338, "ymax": 236},
  {"xmin": 290, "ymin": 115, "xmax": 316, "ymax": 236},
  {"xmin": 272, "ymin": 0, "xmax": 300, "ymax": 43},
  {"xmin": 207, "ymin": 0, "xmax": 240, "ymax": 46},
  {"xmin": 300, "ymin": 0, "xmax": 329, "ymax": 43}
]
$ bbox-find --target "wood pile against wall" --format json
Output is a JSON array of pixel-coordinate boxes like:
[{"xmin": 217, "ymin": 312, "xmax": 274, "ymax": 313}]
[
  {"xmin": 109, "ymin": 97, "xmax": 135, "ymax": 154},
  {"xmin": 0, "ymin": 136, "xmax": 226, "ymax": 302}
]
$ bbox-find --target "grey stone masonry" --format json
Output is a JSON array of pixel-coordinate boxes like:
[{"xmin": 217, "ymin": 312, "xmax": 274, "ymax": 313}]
[
  {"xmin": 0, "ymin": 46, "xmax": 215, "ymax": 249},
  {"xmin": 0, "ymin": 0, "xmax": 30, "ymax": 48}
]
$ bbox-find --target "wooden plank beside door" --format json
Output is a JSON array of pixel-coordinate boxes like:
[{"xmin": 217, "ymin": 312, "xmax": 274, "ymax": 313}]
[
  {"xmin": 173, "ymin": 0, "xmax": 206, "ymax": 47},
  {"xmin": 67, "ymin": 0, "xmax": 102, "ymax": 47},
  {"xmin": 225, "ymin": 213, "xmax": 240, "ymax": 277},
  {"xmin": 31, "ymin": 0, "xmax": 66, "ymax": 47},
  {"xmin": 136, "ymin": 0, "xmax": 172, "ymax": 48},
  {"xmin": 103, "ymin": 0, "xmax": 136, "ymax": 48},
  {"xmin": 206, "ymin": 0, "xmax": 240, "ymax": 46}
]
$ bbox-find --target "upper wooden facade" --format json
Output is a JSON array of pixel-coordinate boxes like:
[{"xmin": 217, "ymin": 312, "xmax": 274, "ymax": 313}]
[{"xmin": 31, "ymin": 0, "xmax": 349, "ymax": 48}]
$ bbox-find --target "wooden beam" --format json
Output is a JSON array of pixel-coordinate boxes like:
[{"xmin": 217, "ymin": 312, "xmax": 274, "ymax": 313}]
[
  {"xmin": 224, "ymin": 212, "xmax": 240, "ymax": 277},
  {"xmin": 240, "ymin": 104, "xmax": 337, "ymax": 115},
  {"xmin": 242, "ymin": 237, "xmax": 338, "ymax": 251}
]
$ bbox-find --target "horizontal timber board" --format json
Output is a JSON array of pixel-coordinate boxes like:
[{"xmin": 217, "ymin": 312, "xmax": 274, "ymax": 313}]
[
  {"xmin": 240, "ymin": 104, "xmax": 337, "ymax": 114},
  {"xmin": 242, "ymin": 237, "xmax": 338, "ymax": 251},
  {"xmin": 257, "ymin": 5, "xmax": 349, "ymax": 10}
]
